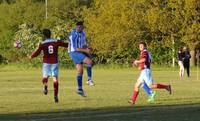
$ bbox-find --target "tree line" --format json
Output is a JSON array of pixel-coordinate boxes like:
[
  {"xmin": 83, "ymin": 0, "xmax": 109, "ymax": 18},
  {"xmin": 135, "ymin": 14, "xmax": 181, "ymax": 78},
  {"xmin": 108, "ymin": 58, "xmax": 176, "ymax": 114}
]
[{"xmin": 0, "ymin": 0, "xmax": 199, "ymax": 66}]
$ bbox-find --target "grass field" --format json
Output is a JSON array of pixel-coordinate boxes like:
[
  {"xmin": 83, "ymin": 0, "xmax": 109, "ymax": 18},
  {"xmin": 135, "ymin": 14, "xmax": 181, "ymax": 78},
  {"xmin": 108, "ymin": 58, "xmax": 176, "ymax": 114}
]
[{"xmin": 0, "ymin": 66, "xmax": 200, "ymax": 121}]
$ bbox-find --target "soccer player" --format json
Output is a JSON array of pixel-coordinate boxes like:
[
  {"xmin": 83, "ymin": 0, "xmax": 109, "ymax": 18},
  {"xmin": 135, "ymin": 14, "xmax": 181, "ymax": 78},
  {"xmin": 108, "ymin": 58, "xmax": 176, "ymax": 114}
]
[
  {"xmin": 131, "ymin": 50, "xmax": 156, "ymax": 103},
  {"xmin": 129, "ymin": 41, "xmax": 172, "ymax": 105},
  {"xmin": 68, "ymin": 21, "xmax": 94, "ymax": 96},
  {"xmin": 29, "ymin": 29, "xmax": 68, "ymax": 103}
]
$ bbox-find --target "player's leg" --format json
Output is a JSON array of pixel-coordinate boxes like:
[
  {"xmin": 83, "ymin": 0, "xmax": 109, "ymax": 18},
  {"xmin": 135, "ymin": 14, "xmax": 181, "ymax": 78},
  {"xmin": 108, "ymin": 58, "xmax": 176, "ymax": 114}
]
[
  {"xmin": 129, "ymin": 78, "xmax": 142, "ymax": 104},
  {"xmin": 143, "ymin": 69, "xmax": 156, "ymax": 103},
  {"xmin": 145, "ymin": 69, "xmax": 172, "ymax": 94},
  {"xmin": 76, "ymin": 64, "xmax": 86, "ymax": 96},
  {"xmin": 129, "ymin": 70, "xmax": 148, "ymax": 104},
  {"xmin": 52, "ymin": 63, "xmax": 59, "ymax": 103},
  {"xmin": 42, "ymin": 76, "xmax": 49, "ymax": 95},
  {"xmin": 143, "ymin": 82, "xmax": 156, "ymax": 103},
  {"xmin": 70, "ymin": 52, "xmax": 86, "ymax": 96},
  {"xmin": 139, "ymin": 69, "xmax": 152, "ymax": 96},
  {"xmin": 42, "ymin": 63, "xmax": 51, "ymax": 95},
  {"xmin": 52, "ymin": 76, "xmax": 59, "ymax": 103},
  {"xmin": 142, "ymin": 69, "xmax": 153, "ymax": 96},
  {"xmin": 150, "ymin": 83, "xmax": 172, "ymax": 94},
  {"xmin": 83, "ymin": 57, "xmax": 95, "ymax": 86},
  {"xmin": 142, "ymin": 82, "xmax": 152, "ymax": 96}
]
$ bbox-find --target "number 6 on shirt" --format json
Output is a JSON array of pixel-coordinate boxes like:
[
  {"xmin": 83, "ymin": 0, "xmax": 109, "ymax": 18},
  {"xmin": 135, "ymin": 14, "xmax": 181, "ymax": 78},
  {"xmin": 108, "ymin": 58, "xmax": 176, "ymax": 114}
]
[{"xmin": 48, "ymin": 45, "xmax": 54, "ymax": 54}]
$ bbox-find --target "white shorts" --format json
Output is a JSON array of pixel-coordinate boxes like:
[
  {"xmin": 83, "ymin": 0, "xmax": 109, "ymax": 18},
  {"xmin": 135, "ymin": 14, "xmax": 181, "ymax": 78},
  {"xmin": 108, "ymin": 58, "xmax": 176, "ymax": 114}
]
[
  {"xmin": 42, "ymin": 63, "xmax": 58, "ymax": 77},
  {"xmin": 138, "ymin": 69, "xmax": 154, "ymax": 86}
]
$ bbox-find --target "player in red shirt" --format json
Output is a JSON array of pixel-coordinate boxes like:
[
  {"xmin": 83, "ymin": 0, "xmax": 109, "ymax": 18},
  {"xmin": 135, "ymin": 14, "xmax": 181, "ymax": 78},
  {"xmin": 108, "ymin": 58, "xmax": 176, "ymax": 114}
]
[
  {"xmin": 29, "ymin": 29, "xmax": 68, "ymax": 103},
  {"xmin": 129, "ymin": 41, "xmax": 172, "ymax": 105}
]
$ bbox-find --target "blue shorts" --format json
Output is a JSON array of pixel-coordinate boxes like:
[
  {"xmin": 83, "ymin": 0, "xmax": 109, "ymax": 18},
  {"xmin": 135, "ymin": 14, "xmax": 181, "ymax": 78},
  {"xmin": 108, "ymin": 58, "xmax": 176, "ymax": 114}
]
[
  {"xmin": 42, "ymin": 63, "xmax": 58, "ymax": 77},
  {"xmin": 138, "ymin": 69, "xmax": 154, "ymax": 86},
  {"xmin": 69, "ymin": 52, "xmax": 87, "ymax": 64}
]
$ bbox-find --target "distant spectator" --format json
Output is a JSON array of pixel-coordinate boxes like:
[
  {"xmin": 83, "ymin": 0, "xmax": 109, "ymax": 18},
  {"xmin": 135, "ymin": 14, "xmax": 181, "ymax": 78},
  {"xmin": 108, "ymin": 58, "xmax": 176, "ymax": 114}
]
[
  {"xmin": 182, "ymin": 47, "xmax": 191, "ymax": 77},
  {"xmin": 196, "ymin": 50, "xmax": 200, "ymax": 59},
  {"xmin": 177, "ymin": 47, "xmax": 184, "ymax": 78}
]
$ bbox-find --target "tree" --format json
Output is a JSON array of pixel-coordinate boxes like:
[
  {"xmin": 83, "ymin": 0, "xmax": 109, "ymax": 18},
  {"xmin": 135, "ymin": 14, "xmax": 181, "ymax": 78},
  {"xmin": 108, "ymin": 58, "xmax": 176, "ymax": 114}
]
[
  {"xmin": 0, "ymin": 0, "xmax": 90, "ymax": 64},
  {"xmin": 83, "ymin": 0, "xmax": 146, "ymax": 64},
  {"xmin": 179, "ymin": 0, "xmax": 200, "ymax": 66}
]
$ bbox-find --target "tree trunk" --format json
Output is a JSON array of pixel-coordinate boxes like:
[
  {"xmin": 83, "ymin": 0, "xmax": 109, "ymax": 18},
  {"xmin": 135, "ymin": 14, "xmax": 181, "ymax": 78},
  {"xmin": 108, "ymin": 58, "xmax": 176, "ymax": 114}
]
[{"xmin": 190, "ymin": 50, "xmax": 196, "ymax": 67}]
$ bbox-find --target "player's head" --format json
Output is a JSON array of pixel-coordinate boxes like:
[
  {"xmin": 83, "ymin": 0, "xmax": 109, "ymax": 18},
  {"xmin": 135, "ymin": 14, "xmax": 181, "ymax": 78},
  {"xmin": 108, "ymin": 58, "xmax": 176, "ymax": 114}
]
[
  {"xmin": 42, "ymin": 29, "xmax": 51, "ymax": 39},
  {"xmin": 183, "ymin": 46, "xmax": 187, "ymax": 51},
  {"xmin": 139, "ymin": 41, "xmax": 147, "ymax": 51},
  {"xmin": 76, "ymin": 21, "xmax": 84, "ymax": 32},
  {"xmin": 178, "ymin": 47, "xmax": 183, "ymax": 52}
]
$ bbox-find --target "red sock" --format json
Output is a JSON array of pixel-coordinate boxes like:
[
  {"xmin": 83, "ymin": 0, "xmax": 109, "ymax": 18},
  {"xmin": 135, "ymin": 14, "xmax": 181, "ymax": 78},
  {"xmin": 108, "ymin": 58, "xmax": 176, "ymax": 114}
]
[
  {"xmin": 156, "ymin": 83, "xmax": 168, "ymax": 89},
  {"xmin": 42, "ymin": 78, "xmax": 48, "ymax": 85},
  {"xmin": 131, "ymin": 91, "xmax": 139, "ymax": 103},
  {"xmin": 54, "ymin": 82, "xmax": 59, "ymax": 97}
]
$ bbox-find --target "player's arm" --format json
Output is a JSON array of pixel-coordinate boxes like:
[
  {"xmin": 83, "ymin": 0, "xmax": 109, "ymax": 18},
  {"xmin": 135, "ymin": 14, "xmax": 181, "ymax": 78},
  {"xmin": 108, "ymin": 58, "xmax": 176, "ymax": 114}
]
[
  {"xmin": 76, "ymin": 48, "xmax": 91, "ymax": 54},
  {"xmin": 133, "ymin": 52, "xmax": 147, "ymax": 65},
  {"xmin": 57, "ymin": 40, "xmax": 68, "ymax": 47},
  {"xmin": 134, "ymin": 58, "xmax": 146, "ymax": 65},
  {"xmin": 29, "ymin": 43, "xmax": 42, "ymax": 59}
]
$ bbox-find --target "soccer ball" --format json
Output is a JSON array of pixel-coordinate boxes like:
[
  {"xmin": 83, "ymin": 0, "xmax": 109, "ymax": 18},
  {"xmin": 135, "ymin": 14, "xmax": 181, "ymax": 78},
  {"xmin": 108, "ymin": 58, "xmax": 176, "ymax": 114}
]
[{"xmin": 14, "ymin": 40, "xmax": 22, "ymax": 48}]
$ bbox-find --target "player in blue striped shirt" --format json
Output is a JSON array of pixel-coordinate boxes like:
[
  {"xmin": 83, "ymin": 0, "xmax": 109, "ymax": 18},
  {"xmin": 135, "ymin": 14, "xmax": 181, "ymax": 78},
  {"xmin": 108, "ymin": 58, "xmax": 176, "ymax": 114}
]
[{"xmin": 68, "ymin": 21, "xmax": 95, "ymax": 96}]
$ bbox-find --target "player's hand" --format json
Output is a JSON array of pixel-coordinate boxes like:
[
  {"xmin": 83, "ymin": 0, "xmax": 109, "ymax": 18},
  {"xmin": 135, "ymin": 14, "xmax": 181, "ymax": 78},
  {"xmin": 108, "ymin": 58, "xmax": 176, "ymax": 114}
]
[
  {"xmin": 36, "ymin": 42, "xmax": 42, "ymax": 48},
  {"xmin": 131, "ymin": 59, "xmax": 136, "ymax": 67},
  {"xmin": 88, "ymin": 47, "xmax": 93, "ymax": 51},
  {"xmin": 131, "ymin": 59, "xmax": 135, "ymax": 64},
  {"xmin": 85, "ymin": 48, "xmax": 91, "ymax": 54},
  {"xmin": 28, "ymin": 55, "xmax": 32, "ymax": 60},
  {"xmin": 133, "ymin": 60, "xmax": 138, "ymax": 66}
]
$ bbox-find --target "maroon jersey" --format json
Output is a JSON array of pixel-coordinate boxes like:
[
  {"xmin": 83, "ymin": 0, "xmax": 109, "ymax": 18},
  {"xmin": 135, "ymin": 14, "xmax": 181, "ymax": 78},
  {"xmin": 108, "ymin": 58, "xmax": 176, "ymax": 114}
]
[
  {"xmin": 31, "ymin": 39, "xmax": 68, "ymax": 64},
  {"xmin": 139, "ymin": 50, "xmax": 150, "ymax": 70}
]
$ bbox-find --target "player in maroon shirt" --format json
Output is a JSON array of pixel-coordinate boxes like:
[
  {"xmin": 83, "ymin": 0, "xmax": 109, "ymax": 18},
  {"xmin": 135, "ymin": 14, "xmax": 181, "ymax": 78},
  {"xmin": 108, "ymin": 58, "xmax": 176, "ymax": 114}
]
[
  {"xmin": 29, "ymin": 29, "xmax": 68, "ymax": 103},
  {"xmin": 129, "ymin": 41, "xmax": 172, "ymax": 105}
]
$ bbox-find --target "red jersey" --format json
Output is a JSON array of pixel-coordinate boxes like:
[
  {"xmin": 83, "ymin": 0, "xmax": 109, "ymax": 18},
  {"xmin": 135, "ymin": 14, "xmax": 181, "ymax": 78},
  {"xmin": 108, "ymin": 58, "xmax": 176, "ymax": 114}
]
[
  {"xmin": 139, "ymin": 50, "xmax": 151, "ymax": 70},
  {"xmin": 31, "ymin": 39, "xmax": 68, "ymax": 64}
]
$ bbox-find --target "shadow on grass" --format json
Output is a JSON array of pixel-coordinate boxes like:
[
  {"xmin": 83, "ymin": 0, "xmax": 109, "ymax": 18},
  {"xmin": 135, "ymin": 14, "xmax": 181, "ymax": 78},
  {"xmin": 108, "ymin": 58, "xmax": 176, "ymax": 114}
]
[{"xmin": 0, "ymin": 103, "xmax": 200, "ymax": 121}]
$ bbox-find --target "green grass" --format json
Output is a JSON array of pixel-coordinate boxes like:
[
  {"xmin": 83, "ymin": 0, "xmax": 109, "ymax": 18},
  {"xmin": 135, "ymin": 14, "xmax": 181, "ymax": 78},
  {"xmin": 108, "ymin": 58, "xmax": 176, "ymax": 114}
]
[{"xmin": 0, "ymin": 66, "xmax": 200, "ymax": 121}]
